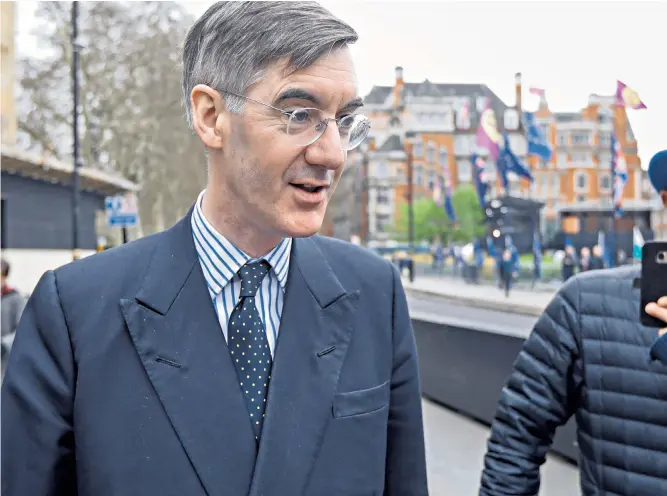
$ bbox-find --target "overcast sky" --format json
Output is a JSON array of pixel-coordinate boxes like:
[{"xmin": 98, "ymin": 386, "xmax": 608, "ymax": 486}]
[{"xmin": 15, "ymin": 1, "xmax": 664, "ymax": 169}]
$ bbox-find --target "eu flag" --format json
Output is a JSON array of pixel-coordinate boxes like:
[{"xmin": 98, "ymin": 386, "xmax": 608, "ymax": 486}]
[{"xmin": 524, "ymin": 112, "xmax": 553, "ymax": 162}]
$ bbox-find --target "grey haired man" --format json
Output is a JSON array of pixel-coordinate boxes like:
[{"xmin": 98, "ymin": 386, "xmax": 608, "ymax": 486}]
[{"xmin": 2, "ymin": 3, "xmax": 429, "ymax": 495}]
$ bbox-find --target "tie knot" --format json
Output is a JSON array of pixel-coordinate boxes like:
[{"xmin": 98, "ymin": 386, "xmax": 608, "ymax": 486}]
[{"xmin": 238, "ymin": 260, "xmax": 271, "ymax": 297}]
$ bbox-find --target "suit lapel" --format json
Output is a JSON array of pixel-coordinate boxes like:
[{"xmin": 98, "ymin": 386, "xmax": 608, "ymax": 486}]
[
  {"xmin": 249, "ymin": 237, "xmax": 359, "ymax": 496},
  {"xmin": 121, "ymin": 211, "xmax": 257, "ymax": 496}
]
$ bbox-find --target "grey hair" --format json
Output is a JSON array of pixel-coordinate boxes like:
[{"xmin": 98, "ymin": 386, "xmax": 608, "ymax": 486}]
[{"xmin": 181, "ymin": 1, "xmax": 358, "ymax": 128}]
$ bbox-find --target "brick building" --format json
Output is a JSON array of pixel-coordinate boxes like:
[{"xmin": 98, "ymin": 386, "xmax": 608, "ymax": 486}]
[
  {"xmin": 530, "ymin": 93, "xmax": 654, "ymax": 249},
  {"xmin": 358, "ymin": 67, "xmax": 528, "ymax": 244}
]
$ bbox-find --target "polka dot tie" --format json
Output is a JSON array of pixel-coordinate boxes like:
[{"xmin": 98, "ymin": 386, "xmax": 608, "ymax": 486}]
[{"xmin": 228, "ymin": 260, "xmax": 273, "ymax": 442}]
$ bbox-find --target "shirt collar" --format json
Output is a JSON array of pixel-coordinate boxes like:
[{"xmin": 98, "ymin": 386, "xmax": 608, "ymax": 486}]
[{"xmin": 191, "ymin": 190, "xmax": 292, "ymax": 297}]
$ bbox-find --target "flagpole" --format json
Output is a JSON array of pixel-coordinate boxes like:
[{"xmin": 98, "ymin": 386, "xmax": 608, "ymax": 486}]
[
  {"xmin": 406, "ymin": 140, "xmax": 415, "ymax": 283},
  {"xmin": 609, "ymin": 104, "xmax": 621, "ymax": 268}
]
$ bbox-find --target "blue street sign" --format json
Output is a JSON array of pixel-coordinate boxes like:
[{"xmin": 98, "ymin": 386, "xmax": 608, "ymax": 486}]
[{"xmin": 105, "ymin": 194, "xmax": 138, "ymax": 227}]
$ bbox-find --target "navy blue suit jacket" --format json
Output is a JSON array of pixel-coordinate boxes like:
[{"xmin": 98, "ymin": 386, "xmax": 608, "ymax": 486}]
[{"xmin": 1, "ymin": 211, "xmax": 428, "ymax": 496}]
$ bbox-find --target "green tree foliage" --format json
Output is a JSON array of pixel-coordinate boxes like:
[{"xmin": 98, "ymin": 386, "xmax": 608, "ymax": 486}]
[{"xmin": 394, "ymin": 185, "xmax": 486, "ymax": 243}]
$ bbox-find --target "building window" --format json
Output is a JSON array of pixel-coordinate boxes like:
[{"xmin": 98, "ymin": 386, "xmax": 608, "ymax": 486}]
[
  {"xmin": 427, "ymin": 144, "xmax": 436, "ymax": 163},
  {"xmin": 541, "ymin": 175, "xmax": 549, "ymax": 199},
  {"xmin": 504, "ymin": 109, "xmax": 520, "ymax": 131},
  {"xmin": 376, "ymin": 214, "xmax": 391, "ymax": 233},
  {"xmin": 599, "ymin": 152, "xmax": 612, "ymax": 168},
  {"xmin": 539, "ymin": 124, "xmax": 551, "ymax": 141},
  {"xmin": 571, "ymin": 131, "xmax": 591, "ymax": 145},
  {"xmin": 599, "ymin": 173, "xmax": 611, "ymax": 191},
  {"xmin": 457, "ymin": 160, "xmax": 472, "ymax": 182},
  {"xmin": 377, "ymin": 189, "xmax": 390, "ymax": 204},
  {"xmin": 440, "ymin": 147, "xmax": 448, "ymax": 166},
  {"xmin": 599, "ymin": 132, "xmax": 611, "ymax": 146},
  {"xmin": 552, "ymin": 173, "xmax": 560, "ymax": 196},
  {"xmin": 557, "ymin": 132, "xmax": 567, "ymax": 146},
  {"xmin": 427, "ymin": 169, "xmax": 435, "ymax": 190},
  {"xmin": 571, "ymin": 151, "xmax": 591, "ymax": 164},
  {"xmin": 376, "ymin": 162, "xmax": 388, "ymax": 178},
  {"xmin": 415, "ymin": 165, "xmax": 423, "ymax": 186},
  {"xmin": 576, "ymin": 195, "xmax": 587, "ymax": 203},
  {"xmin": 575, "ymin": 171, "xmax": 588, "ymax": 192},
  {"xmin": 557, "ymin": 152, "xmax": 568, "ymax": 168},
  {"xmin": 414, "ymin": 142, "xmax": 423, "ymax": 158}
]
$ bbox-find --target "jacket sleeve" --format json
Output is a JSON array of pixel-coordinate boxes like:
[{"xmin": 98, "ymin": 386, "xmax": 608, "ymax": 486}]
[
  {"xmin": 1, "ymin": 270, "xmax": 78, "ymax": 496},
  {"xmin": 384, "ymin": 263, "xmax": 429, "ymax": 496},
  {"xmin": 479, "ymin": 277, "xmax": 583, "ymax": 496}
]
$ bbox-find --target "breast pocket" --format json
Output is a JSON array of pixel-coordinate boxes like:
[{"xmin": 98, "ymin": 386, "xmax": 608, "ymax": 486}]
[{"xmin": 332, "ymin": 380, "xmax": 390, "ymax": 418}]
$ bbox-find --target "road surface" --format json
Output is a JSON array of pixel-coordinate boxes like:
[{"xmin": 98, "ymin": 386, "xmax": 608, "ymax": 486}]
[{"xmin": 423, "ymin": 398, "xmax": 579, "ymax": 495}]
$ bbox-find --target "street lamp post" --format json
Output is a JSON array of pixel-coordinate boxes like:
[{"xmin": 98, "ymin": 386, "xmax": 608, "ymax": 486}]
[
  {"xmin": 361, "ymin": 144, "xmax": 370, "ymax": 245},
  {"xmin": 71, "ymin": 1, "xmax": 82, "ymax": 261},
  {"xmin": 406, "ymin": 140, "xmax": 415, "ymax": 283}
]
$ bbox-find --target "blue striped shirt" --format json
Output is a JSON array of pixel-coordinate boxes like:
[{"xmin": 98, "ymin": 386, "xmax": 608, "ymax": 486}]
[{"xmin": 191, "ymin": 191, "xmax": 292, "ymax": 357}]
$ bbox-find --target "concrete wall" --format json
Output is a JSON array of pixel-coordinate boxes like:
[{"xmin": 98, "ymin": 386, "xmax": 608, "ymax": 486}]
[{"xmin": 412, "ymin": 316, "xmax": 578, "ymax": 463}]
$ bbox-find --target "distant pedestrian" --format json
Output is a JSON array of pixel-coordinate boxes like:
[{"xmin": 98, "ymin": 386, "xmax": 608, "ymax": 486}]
[
  {"xmin": 590, "ymin": 245, "xmax": 605, "ymax": 270},
  {"xmin": 499, "ymin": 249, "xmax": 515, "ymax": 297},
  {"xmin": 561, "ymin": 245, "xmax": 576, "ymax": 281},
  {"xmin": 579, "ymin": 246, "xmax": 592, "ymax": 272},
  {"xmin": 1, "ymin": 259, "xmax": 25, "ymax": 371}
]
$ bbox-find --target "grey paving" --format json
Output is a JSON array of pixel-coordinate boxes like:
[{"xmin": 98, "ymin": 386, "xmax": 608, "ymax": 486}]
[{"xmin": 423, "ymin": 399, "xmax": 579, "ymax": 495}]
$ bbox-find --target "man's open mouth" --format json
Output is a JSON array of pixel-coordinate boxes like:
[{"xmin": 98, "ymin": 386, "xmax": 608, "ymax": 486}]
[{"xmin": 290, "ymin": 183, "xmax": 327, "ymax": 193}]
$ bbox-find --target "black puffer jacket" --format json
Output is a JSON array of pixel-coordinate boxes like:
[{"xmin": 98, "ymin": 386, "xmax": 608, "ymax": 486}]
[{"xmin": 480, "ymin": 265, "xmax": 667, "ymax": 496}]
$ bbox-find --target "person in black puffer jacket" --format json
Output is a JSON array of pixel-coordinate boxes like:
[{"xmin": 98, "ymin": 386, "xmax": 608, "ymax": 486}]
[
  {"xmin": 479, "ymin": 266, "xmax": 667, "ymax": 495},
  {"xmin": 479, "ymin": 149, "xmax": 667, "ymax": 496}
]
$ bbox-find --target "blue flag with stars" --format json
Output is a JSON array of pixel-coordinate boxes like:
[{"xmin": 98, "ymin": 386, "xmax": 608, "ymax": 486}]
[{"xmin": 524, "ymin": 111, "xmax": 553, "ymax": 162}]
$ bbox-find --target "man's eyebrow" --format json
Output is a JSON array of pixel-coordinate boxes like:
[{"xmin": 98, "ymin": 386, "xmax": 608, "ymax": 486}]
[
  {"xmin": 274, "ymin": 88, "xmax": 321, "ymax": 106},
  {"xmin": 341, "ymin": 97, "xmax": 364, "ymax": 111},
  {"xmin": 274, "ymin": 89, "xmax": 364, "ymax": 112}
]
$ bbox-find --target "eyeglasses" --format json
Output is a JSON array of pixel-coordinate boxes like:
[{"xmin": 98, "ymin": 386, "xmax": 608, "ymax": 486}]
[{"xmin": 219, "ymin": 90, "xmax": 371, "ymax": 151}]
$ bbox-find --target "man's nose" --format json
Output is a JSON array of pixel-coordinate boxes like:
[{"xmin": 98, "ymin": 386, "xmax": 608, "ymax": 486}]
[{"xmin": 304, "ymin": 123, "xmax": 345, "ymax": 170}]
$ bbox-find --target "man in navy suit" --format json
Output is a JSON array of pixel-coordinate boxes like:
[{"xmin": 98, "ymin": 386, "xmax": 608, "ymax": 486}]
[{"xmin": 1, "ymin": 2, "xmax": 428, "ymax": 495}]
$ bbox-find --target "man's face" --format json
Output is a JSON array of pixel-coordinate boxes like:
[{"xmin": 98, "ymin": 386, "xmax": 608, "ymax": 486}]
[
  {"xmin": 661, "ymin": 190, "xmax": 667, "ymax": 208},
  {"xmin": 212, "ymin": 47, "xmax": 359, "ymax": 239}
]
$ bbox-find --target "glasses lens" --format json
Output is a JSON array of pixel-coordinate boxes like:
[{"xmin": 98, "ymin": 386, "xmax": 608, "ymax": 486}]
[
  {"xmin": 341, "ymin": 115, "xmax": 371, "ymax": 151},
  {"xmin": 287, "ymin": 109, "xmax": 371, "ymax": 150},
  {"xmin": 286, "ymin": 109, "xmax": 322, "ymax": 146}
]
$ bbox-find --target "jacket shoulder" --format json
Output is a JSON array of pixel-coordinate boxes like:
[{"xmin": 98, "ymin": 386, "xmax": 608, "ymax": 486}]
[
  {"xmin": 571, "ymin": 264, "xmax": 640, "ymax": 295},
  {"xmin": 52, "ymin": 232, "xmax": 164, "ymax": 298}
]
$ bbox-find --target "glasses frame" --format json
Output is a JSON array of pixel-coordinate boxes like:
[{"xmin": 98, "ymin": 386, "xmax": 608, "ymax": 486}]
[{"xmin": 218, "ymin": 89, "xmax": 369, "ymax": 151}]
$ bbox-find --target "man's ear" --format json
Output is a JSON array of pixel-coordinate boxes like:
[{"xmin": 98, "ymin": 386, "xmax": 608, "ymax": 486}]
[
  {"xmin": 660, "ymin": 190, "xmax": 667, "ymax": 208},
  {"xmin": 191, "ymin": 84, "xmax": 226, "ymax": 149}
]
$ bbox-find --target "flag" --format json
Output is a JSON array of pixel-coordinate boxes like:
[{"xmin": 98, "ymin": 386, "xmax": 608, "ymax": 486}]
[
  {"xmin": 499, "ymin": 133, "xmax": 534, "ymax": 182},
  {"xmin": 458, "ymin": 99, "xmax": 471, "ymax": 129},
  {"xmin": 524, "ymin": 111, "xmax": 553, "ymax": 162},
  {"xmin": 432, "ymin": 176, "xmax": 442, "ymax": 205},
  {"xmin": 495, "ymin": 152, "xmax": 510, "ymax": 193},
  {"xmin": 486, "ymin": 235, "xmax": 496, "ymax": 258},
  {"xmin": 633, "ymin": 226, "xmax": 645, "ymax": 261},
  {"xmin": 565, "ymin": 236, "xmax": 573, "ymax": 249},
  {"xmin": 611, "ymin": 132, "xmax": 628, "ymax": 217},
  {"xmin": 505, "ymin": 234, "xmax": 520, "ymax": 268},
  {"xmin": 471, "ymin": 153, "xmax": 489, "ymax": 208},
  {"xmin": 475, "ymin": 102, "xmax": 502, "ymax": 161},
  {"xmin": 597, "ymin": 230, "xmax": 609, "ymax": 267},
  {"xmin": 615, "ymin": 81, "xmax": 647, "ymax": 110},
  {"xmin": 442, "ymin": 162, "xmax": 456, "ymax": 222},
  {"xmin": 532, "ymin": 230, "xmax": 542, "ymax": 279},
  {"xmin": 529, "ymin": 87, "xmax": 545, "ymax": 98}
]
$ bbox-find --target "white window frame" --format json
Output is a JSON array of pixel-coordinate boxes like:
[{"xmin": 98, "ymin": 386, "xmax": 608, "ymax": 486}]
[
  {"xmin": 574, "ymin": 171, "xmax": 589, "ymax": 193},
  {"xmin": 599, "ymin": 172, "xmax": 611, "ymax": 192}
]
